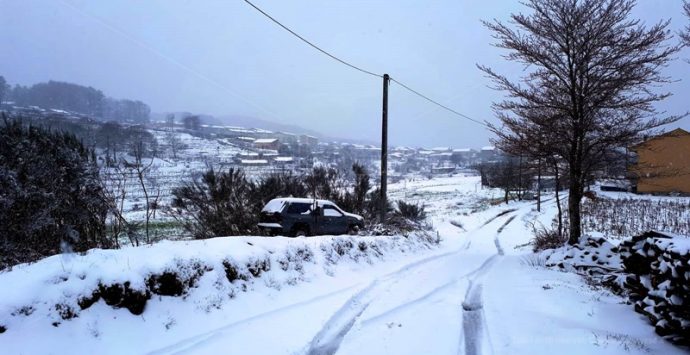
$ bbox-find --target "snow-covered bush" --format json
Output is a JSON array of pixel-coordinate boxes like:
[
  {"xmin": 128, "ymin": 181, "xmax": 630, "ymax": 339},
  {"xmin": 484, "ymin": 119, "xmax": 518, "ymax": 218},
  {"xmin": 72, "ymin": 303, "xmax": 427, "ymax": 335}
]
[
  {"xmin": 0, "ymin": 117, "xmax": 110, "ymax": 270},
  {"xmin": 169, "ymin": 167, "xmax": 258, "ymax": 238},
  {"xmin": 394, "ymin": 200, "xmax": 427, "ymax": 222},
  {"xmin": 531, "ymin": 224, "xmax": 568, "ymax": 252}
]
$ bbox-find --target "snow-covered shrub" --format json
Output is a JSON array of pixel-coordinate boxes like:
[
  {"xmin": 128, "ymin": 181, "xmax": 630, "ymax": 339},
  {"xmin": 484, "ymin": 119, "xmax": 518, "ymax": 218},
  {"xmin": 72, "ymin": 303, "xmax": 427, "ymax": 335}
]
[
  {"xmin": 169, "ymin": 167, "xmax": 257, "ymax": 238},
  {"xmin": 531, "ymin": 224, "xmax": 568, "ymax": 252},
  {"xmin": 0, "ymin": 117, "xmax": 110, "ymax": 270},
  {"xmin": 394, "ymin": 200, "xmax": 427, "ymax": 222}
]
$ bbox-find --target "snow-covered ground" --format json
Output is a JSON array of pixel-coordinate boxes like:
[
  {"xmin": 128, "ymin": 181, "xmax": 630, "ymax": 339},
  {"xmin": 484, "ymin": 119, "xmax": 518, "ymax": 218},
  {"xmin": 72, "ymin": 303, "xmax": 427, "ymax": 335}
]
[{"xmin": 1, "ymin": 174, "xmax": 685, "ymax": 354}]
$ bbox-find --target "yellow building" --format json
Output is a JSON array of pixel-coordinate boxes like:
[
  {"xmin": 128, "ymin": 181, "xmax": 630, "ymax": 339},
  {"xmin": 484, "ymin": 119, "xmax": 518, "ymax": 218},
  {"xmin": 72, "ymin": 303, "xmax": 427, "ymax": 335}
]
[{"xmin": 632, "ymin": 128, "xmax": 690, "ymax": 194}]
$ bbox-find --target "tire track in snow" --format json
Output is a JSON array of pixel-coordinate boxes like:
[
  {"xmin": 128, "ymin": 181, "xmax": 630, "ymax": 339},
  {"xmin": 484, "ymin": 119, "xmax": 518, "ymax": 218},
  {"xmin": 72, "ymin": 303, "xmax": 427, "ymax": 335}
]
[
  {"xmin": 361, "ymin": 253, "xmax": 500, "ymax": 327},
  {"xmin": 147, "ymin": 285, "xmax": 360, "ymax": 355},
  {"xmin": 306, "ymin": 209, "xmax": 523, "ymax": 355},
  {"xmin": 304, "ymin": 280, "xmax": 383, "ymax": 355},
  {"xmin": 312, "ymin": 211, "xmax": 519, "ymax": 355},
  {"xmin": 480, "ymin": 209, "xmax": 517, "ymax": 228},
  {"xmin": 461, "ymin": 212, "xmax": 517, "ymax": 355},
  {"xmin": 151, "ymin": 242, "xmax": 467, "ymax": 355},
  {"xmin": 303, "ymin": 249, "xmax": 469, "ymax": 355}
]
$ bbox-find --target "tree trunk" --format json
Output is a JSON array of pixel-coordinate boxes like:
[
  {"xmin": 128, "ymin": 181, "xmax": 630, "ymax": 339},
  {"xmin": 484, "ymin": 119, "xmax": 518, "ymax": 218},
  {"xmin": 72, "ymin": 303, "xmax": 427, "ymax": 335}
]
[
  {"xmin": 537, "ymin": 158, "xmax": 541, "ymax": 212},
  {"xmin": 518, "ymin": 156, "xmax": 523, "ymax": 200},
  {"xmin": 554, "ymin": 163, "xmax": 562, "ymax": 237},
  {"xmin": 567, "ymin": 169, "xmax": 582, "ymax": 245}
]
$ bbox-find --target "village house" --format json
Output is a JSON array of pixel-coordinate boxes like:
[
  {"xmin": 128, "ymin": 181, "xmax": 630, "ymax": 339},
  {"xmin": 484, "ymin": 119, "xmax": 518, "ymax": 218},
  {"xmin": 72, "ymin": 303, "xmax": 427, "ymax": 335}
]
[
  {"xmin": 631, "ymin": 128, "xmax": 690, "ymax": 194},
  {"xmin": 253, "ymin": 138, "xmax": 281, "ymax": 150}
]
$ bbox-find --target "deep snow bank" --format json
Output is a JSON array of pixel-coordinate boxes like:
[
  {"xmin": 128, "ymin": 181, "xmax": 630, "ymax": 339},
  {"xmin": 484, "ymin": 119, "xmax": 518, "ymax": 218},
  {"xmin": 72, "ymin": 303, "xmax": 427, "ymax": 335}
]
[{"xmin": 0, "ymin": 232, "xmax": 439, "ymax": 332}]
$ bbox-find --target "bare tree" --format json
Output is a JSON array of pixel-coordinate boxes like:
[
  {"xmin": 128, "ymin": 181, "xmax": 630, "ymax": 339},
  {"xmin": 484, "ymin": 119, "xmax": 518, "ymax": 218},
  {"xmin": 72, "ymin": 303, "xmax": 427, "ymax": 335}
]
[
  {"xmin": 481, "ymin": 158, "xmax": 533, "ymax": 204},
  {"xmin": 165, "ymin": 113, "xmax": 183, "ymax": 159},
  {"xmin": 101, "ymin": 161, "xmax": 137, "ymax": 247},
  {"xmin": 479, "ymin": 0, "xmax": 682, "ymax": 244},
  {"xmin": 682, "ymin": 1, "xmax": 690, "ymax": 47},
  {"xmin": 127, "ymin": 140, "xmax": 161, "ymax": 244}
]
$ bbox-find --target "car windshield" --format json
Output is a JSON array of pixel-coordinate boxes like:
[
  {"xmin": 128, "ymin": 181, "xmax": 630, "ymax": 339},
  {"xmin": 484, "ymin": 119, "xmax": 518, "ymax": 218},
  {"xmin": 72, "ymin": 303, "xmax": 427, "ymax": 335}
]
[
  {"xmin": 286, "ymin": 202, "xmax": 313, "ymax": 215},
  {"xmin": 261, "ymin": 199, "xmax": 286, "ymax": 213}
]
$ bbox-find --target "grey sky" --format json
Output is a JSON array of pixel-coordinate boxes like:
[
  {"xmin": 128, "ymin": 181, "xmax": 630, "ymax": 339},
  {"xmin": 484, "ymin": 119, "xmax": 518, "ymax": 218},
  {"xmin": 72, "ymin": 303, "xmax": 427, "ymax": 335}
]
[{"xmin": 2, "ymin": 0, "xmax": 689, "ymax": 148}]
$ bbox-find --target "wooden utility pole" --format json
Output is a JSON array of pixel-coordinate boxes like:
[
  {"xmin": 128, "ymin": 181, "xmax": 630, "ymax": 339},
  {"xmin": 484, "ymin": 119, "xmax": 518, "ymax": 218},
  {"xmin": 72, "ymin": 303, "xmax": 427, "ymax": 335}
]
[
  {"xmin": 537, "ymin": 158, "xmax": 541, "ymax": 212},
  {"xmin": 380, "ymin": 74, "xmax": 390, "ymax": 223}
]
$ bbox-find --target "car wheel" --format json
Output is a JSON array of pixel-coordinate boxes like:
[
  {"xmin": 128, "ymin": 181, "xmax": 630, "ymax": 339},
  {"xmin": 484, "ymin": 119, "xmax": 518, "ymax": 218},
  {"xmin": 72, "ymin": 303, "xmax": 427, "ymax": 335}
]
[
  {"xmin": 348, "ymin": 225, "xmax": 360, "ymax": 236},
  {"xmin": 292, "ymin": 228, "xmax": 308, "ymax": 237}
]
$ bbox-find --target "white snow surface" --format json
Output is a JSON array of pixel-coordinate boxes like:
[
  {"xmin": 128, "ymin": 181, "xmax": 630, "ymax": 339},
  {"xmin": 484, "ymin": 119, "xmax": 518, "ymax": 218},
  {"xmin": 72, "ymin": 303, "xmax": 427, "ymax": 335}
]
[{"xmin": 1, "ymin": 174, "xmax": 685, "ymax": 355}]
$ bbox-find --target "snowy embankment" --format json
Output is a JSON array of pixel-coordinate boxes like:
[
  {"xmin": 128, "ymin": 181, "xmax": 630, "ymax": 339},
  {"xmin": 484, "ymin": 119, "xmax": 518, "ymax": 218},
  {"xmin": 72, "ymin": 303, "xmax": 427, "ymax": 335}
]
[{"xmin": 0, "ymin": 232, "xmax": 438, "ymax": 338}]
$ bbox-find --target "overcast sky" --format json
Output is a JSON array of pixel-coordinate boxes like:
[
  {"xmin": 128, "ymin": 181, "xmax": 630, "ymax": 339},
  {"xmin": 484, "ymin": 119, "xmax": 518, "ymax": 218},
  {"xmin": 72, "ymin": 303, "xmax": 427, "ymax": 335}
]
[{"xmin": 2, "ymin": 0, "xmax": 689, "ymax": 148}]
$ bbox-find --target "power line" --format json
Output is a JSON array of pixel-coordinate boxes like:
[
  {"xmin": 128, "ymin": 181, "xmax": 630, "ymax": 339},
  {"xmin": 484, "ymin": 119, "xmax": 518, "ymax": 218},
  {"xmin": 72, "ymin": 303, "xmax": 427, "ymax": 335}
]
[
  {"xmin": 243, "ymin": 0, "xmax": 488, "ymax": 128},
  {"xmin": 243, "ymin": 0, "xmax": 382, "ymax": 79},
  {"xmin": 389, "ymin": 77, "xmax": 489, "ymax": 128}
]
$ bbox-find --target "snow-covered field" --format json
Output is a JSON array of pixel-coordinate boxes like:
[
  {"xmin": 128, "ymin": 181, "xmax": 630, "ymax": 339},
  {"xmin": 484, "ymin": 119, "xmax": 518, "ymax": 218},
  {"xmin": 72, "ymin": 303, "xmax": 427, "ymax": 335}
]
[{"xmin": 1, "ymin": 175, "xmax": 686, "ymax": 354}]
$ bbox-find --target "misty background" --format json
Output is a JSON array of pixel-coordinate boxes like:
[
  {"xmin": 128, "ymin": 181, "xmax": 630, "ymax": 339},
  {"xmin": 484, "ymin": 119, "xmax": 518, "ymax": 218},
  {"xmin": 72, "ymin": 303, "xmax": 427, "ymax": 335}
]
[{"xmin": 2, "ymin": 0, "xmax": 689, "ymax": 148}]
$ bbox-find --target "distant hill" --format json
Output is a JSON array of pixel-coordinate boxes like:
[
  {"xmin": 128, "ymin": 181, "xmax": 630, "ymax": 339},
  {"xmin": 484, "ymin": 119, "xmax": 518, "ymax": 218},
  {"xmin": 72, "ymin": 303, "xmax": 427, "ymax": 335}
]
[
  {"xmin": 215, "ymin": 114, "xmax": 324, "ymax": 137},
  {"xmin": 216, "ymin": 115, "xmax": 378, "ymax": 145},
  {"xmin": 153, "ymin": 112, "xmax": 376, "ymax": 145}
]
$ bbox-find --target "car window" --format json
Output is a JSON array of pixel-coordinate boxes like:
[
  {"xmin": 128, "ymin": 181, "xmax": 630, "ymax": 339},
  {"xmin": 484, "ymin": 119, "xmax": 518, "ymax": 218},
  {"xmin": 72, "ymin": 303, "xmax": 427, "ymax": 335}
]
[
  {"xmin": 286, "ymin": 202, "xmax": 313, "ymax": 215},
  {"xmin": 261, "ymin": 199, "xmax": 286, "ymax": 213},
  {"xmin": 323, "ymin": 206, "xmax": 343, "ymax": 217}
]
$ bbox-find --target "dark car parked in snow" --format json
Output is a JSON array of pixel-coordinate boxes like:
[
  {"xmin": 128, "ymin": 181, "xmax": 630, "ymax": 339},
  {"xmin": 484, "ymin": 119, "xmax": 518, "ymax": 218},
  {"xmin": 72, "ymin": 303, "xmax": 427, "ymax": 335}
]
[{"xmin": 258, "ymin": 198, "xmax": 364, "ymax": 237}]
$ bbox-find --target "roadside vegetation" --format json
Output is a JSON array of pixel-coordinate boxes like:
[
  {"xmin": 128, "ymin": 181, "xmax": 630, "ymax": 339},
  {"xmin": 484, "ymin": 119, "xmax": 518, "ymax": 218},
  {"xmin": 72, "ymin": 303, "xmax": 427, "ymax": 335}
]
[
  {"xmin": 168, "ymin": 164, "xmax": 428, "ymax": 239},
  {"xmin": 576, "ymin": 197, "xmax": 690, "ymax": 240},
  {"xmin": 0, "ymin": 116, "xmax": 110, "ymax": 270},
  {"xmin": 0, "ymin": 114, "xmax": 430, "ymax": 270}
]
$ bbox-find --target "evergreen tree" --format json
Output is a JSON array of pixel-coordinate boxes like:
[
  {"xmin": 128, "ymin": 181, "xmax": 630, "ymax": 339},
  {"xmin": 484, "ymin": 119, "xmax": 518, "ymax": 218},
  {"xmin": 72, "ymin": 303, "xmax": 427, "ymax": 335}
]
[{"xmin": 0, "ymin": 115, "xmax": 109, "ymax": 269}]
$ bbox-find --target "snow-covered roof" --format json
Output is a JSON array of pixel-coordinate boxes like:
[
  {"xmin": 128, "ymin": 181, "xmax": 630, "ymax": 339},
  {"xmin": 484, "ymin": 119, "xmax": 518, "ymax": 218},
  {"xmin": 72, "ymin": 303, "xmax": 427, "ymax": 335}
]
[
  {"xmin": 481, "ymin": 146, "xmax": 495, "ymax": 151},
  {"xmin": 265, "ymin": 197, "xmax": 337, "ymax": 207},
  {"xmin": 240, "ymin": 159, "xmax": 268, "ymax": 165},
  {"xmin": 452, "ymin": 148, "xmax": 472, "ymax": 153},
  {"xmin": 255, "ymin": 138, "xmax": 278, "ymax": 144},
  {"xmin": 274, "ymin": 157, "xmax": 294, "ymax": 162}
]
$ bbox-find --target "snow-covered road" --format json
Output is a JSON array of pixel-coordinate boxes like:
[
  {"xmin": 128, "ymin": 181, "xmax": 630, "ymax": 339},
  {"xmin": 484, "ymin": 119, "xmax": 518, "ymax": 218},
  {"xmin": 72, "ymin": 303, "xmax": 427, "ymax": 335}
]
[
  {"xmin": 150, "ymin": 205, "xmax": 519, "ymax": 355},
  {"xmin": 144, "ymin": 176, "xmax": 682, "ymax": 355}
]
